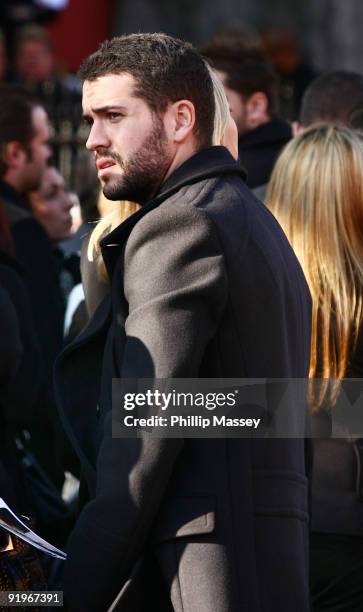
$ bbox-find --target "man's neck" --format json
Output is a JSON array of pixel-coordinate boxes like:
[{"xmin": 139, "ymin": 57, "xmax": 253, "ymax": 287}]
[
  {"xmin": 0, "ymin": 177, "xmax": 30, "ymax": 211},
  {"xmin": 241, "ymin": 116, "xmax": 271, "ymax": 137},
  {"xmin": 163, "ymin": 141, "xmax": 199, "ymax": 183},
  {"xmin": 2, "ymin": 173, "xmax": 23, "ymax": 196}
]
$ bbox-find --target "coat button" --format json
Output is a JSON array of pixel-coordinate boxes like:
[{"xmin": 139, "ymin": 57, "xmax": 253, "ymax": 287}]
[{"xmin": 96, "ymin": 403, "xmax": 100, "ymax": 416}]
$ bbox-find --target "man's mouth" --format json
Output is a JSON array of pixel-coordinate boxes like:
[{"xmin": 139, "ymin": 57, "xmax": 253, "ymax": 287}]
[
  {"xmin": 96, "ymin": 158, "xmax": 118, "ymax": 179},
  {"xmin": 97, "ymin": 159, "xmax": 116, "ymax": 171}
]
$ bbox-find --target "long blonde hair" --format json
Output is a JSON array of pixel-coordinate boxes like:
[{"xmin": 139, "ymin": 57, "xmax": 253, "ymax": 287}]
[
  {"xmin": 267, "ymin": 125, "xmax": 363, "ymax": 409},
  {"xmin": 87, "ymin": 64, "xmax": 232, "ymax": 280},
  {"xmin": 87, "ymin": 197, "xmax": 140, "ymax": 279}
]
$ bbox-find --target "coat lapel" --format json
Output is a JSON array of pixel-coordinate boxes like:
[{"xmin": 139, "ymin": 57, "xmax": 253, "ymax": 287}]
[
  {"xmin": 54, "ymin": 294, "xmax": 112, "ymax": 493},
  {"xmin": 100, "ymin": 146, "xmax": 246, "ymax": 280},
  {"xmin": 100, "ymin": 198, "xmax": 161, "ymax": 280}
]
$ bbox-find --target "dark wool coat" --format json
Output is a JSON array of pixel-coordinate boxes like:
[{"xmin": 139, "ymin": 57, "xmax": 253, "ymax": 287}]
[
  {"xmin": 0, "ymin": 250, "xmax": 43, "ymax": 428},
  {"xmin": 0, "ymin": 283, "xmax": 22, "ymax": 512},
  {"xmin": 55, "ymin": 147, "xmax": 312, "ymax": 612},
  {"xmin": 0, "ymin": 181, "xmax": 64, "ymax": 369},
  {"xmin": 0, "ymin": 182, "xmax": 65, "ymax": 488}
]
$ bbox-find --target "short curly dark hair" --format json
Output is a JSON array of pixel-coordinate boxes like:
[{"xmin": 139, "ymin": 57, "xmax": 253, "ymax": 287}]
[{"xmin": 79, "ymin": 33, "xmax": 215, "ymax": 150}]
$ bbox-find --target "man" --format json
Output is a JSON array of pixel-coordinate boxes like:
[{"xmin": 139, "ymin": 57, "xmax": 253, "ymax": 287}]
[
  {"xmin": 55, "ymin": 34, "xmax": 311, "ymax": 611},
  {"xmin": 203, "ymin": 46, "xmax": 292, "ymax": 188},
  {"xmin": 299, "ymin": 70, "xmax": 363, "ymax": 128},
  {"xmin": 0, "ymin": 85, "xmax": 65, "ymax": 487},
  {"xmin": 14, "ymin": 23, "xmax": 79, "ymax": 97},
  {"xmin": 12, "ymin": 24, "xmax": 82, "ymax": 174}
]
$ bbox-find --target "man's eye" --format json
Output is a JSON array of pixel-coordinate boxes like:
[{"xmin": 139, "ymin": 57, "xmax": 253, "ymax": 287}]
[
  {"xmin": 107, "ymin": 112, "xmax": 122, "ymax": 122},
  {"xmin": 83, "ymin": 117, "xmax": 93, "ymax": 127}
]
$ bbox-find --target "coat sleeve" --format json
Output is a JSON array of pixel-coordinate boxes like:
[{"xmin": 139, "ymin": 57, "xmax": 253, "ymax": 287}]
[{"xmin": 64, "ymin": 202, "xmax": 228, "ymax": 611}]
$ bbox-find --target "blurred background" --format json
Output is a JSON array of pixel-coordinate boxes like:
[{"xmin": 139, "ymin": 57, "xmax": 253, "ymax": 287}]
[{"xmin": 1, "ymin": 0, "xmax": 362, "ymax": 189}]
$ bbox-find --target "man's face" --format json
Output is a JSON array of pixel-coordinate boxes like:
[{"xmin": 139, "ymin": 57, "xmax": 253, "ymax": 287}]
[
  {"xmin": 83, "ymin": 73, "xmax": 173, "ymax": 204},
  {"xmin": 214, "ymin": 70, "xmax": 249, "ymax": 136},
  {"xmin": 22, "ymin": 106, "xmax": 51, "ymax": 192},
  {"xmin": 30, "ymin": 166, "xmax": 73, "ymax": 242},
  {"xmin": 16, "ymin": 40, "xmax": 54, "ymax": 83}
]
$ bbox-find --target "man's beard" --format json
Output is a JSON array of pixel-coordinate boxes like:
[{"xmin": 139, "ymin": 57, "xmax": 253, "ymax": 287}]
[{"xmin": 101, "ymin": 117, "xmax": 172, "ymax": 204}]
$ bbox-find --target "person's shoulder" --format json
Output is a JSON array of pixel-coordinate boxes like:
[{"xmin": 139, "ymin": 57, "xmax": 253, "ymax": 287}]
[
  {"xmin": 11, "ymin": 213, "xmax": 50, "ymax": 243},
  {"xmin": 0, "ymin": 260, "xmax": 28, "ymax": 306},
  {"xmin": 161, "ymin": 172, "xmax": 248, "ymax": 219},
  {"xmin": 130, "ymin": 193, "xmax": 212, "ymax": 242},
  {"xmin": 191, "ymin": 172, "xmax": 261, "ymax": 221},
  {"xmin": 3, "ymin": 200, "xmax": 31, "ymax": 226},
  {"xmin": 124, "ymin": 187, "xmax": 226, "ymax": 270},
  {"xmin": 0, "ymin": 249, "xmax": 22, "ymax": 273},
  {"xmin": 10, "ymin": 215, "xmax": 56, "ymax": 263},
  {"xmin": 129, "ymin": 174, "xmax": 255, "ymax": 246}
]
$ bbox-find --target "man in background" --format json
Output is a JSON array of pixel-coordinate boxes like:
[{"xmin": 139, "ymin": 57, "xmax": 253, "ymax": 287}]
[
  {"xmin": 203, "ymin": 44, "xmax": 291, "ymax": 188},
  {"xmin": 299, "ymin": 70, "xmax": 363, "ymax": 128},
  {"xmin": 0, "ymin": 85, "xmax": 65, "ymax": 489}
]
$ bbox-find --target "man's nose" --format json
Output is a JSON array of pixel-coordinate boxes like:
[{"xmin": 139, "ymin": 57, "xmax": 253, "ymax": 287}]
[{"xmin": 86, "ymin": 122, "xmax": 110, "ymax": 151}]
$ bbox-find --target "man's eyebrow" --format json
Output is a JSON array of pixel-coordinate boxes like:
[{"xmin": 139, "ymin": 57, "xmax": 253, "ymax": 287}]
[{"xmin": 83, "ymin": 105, "xmax": 127, "ymax": 116}]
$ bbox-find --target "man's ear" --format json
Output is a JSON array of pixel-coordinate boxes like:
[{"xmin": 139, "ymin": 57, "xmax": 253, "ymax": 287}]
[
  {"xmin": 163, "ymin": 100, "xmax": 196, "ymax": 144},
  {"xmin": 245, "ymin": 92, "xmax": 269, "ymax": 129},
  {"xmin": 292, "ymin": 121, "xmax": 304, "ymax": 136},
  {"xmin": 5, "ymin": 141, "xmax": 27, "ymax": 171}
]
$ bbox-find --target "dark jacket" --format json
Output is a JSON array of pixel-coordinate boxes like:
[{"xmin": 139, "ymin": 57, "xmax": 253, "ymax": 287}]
[
  {"xmin": 0, "ymin": 181, "xmax": 64, "ymax": 367},
  {"xmin": 0, "ymin": 182, "xmax": 65, "ymax": 487},
  {"xmin": 0, "ymin": 251, "xmax": 43, "ymax": 513},
  {"xmin": 0, "ymin": 283, "xmax": 22, "ymax": 510},
  {"xmin": 238, "ymin": 117, "xmax": 292, "ymax": 188},
  {"xmin": 55, "ymin": 146, "xmax": 312, "ymax": 612},
  {"xmin": 0, "ymin": 250, "xmax": 43, "ymax": 429},
  {"xmin": 0, "ymin": 283, "xmax": 21, "ymax": 393}
]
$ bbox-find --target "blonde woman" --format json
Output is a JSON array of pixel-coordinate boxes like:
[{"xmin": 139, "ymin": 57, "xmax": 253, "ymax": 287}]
[
  {"xmin": 82, "ymin": 67, "xmax": 238, "ymax": 315},
  {"xmin": 267, "ymin": 125, "xmax": 363, "ymax": 612}
]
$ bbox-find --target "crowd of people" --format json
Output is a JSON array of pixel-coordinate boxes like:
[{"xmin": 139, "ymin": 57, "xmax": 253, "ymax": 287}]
[{"xmin": 0, "ymin": 24, "xmax": 363, "ymax": 612}]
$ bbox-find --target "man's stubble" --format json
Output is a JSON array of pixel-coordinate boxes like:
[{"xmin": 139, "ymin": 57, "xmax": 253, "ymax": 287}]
[{"xmin": 102, "ymin": 116, "xmax": 172, "ymax": 205}]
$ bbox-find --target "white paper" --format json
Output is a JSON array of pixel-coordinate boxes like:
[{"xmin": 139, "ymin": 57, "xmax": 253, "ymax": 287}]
[{"xmin": 0, "ymin": 497, "xmax": 66, "ymax": 560}]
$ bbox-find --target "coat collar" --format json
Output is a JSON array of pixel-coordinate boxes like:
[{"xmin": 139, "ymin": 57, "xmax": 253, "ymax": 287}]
[
  {"xmin": 238, "ymin": 118, "xmax": 292, "ymax": 150},
  {"xmin": 100, "ymin": 146, "xmax": 246, "ymax": 278},
  {"xmin": 0, "ymin": 180, "xmax": 30, "ymax": 211},
  {"xmin": 156, "ymin": 145, "xmax": 246, "ymax": 198}
]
